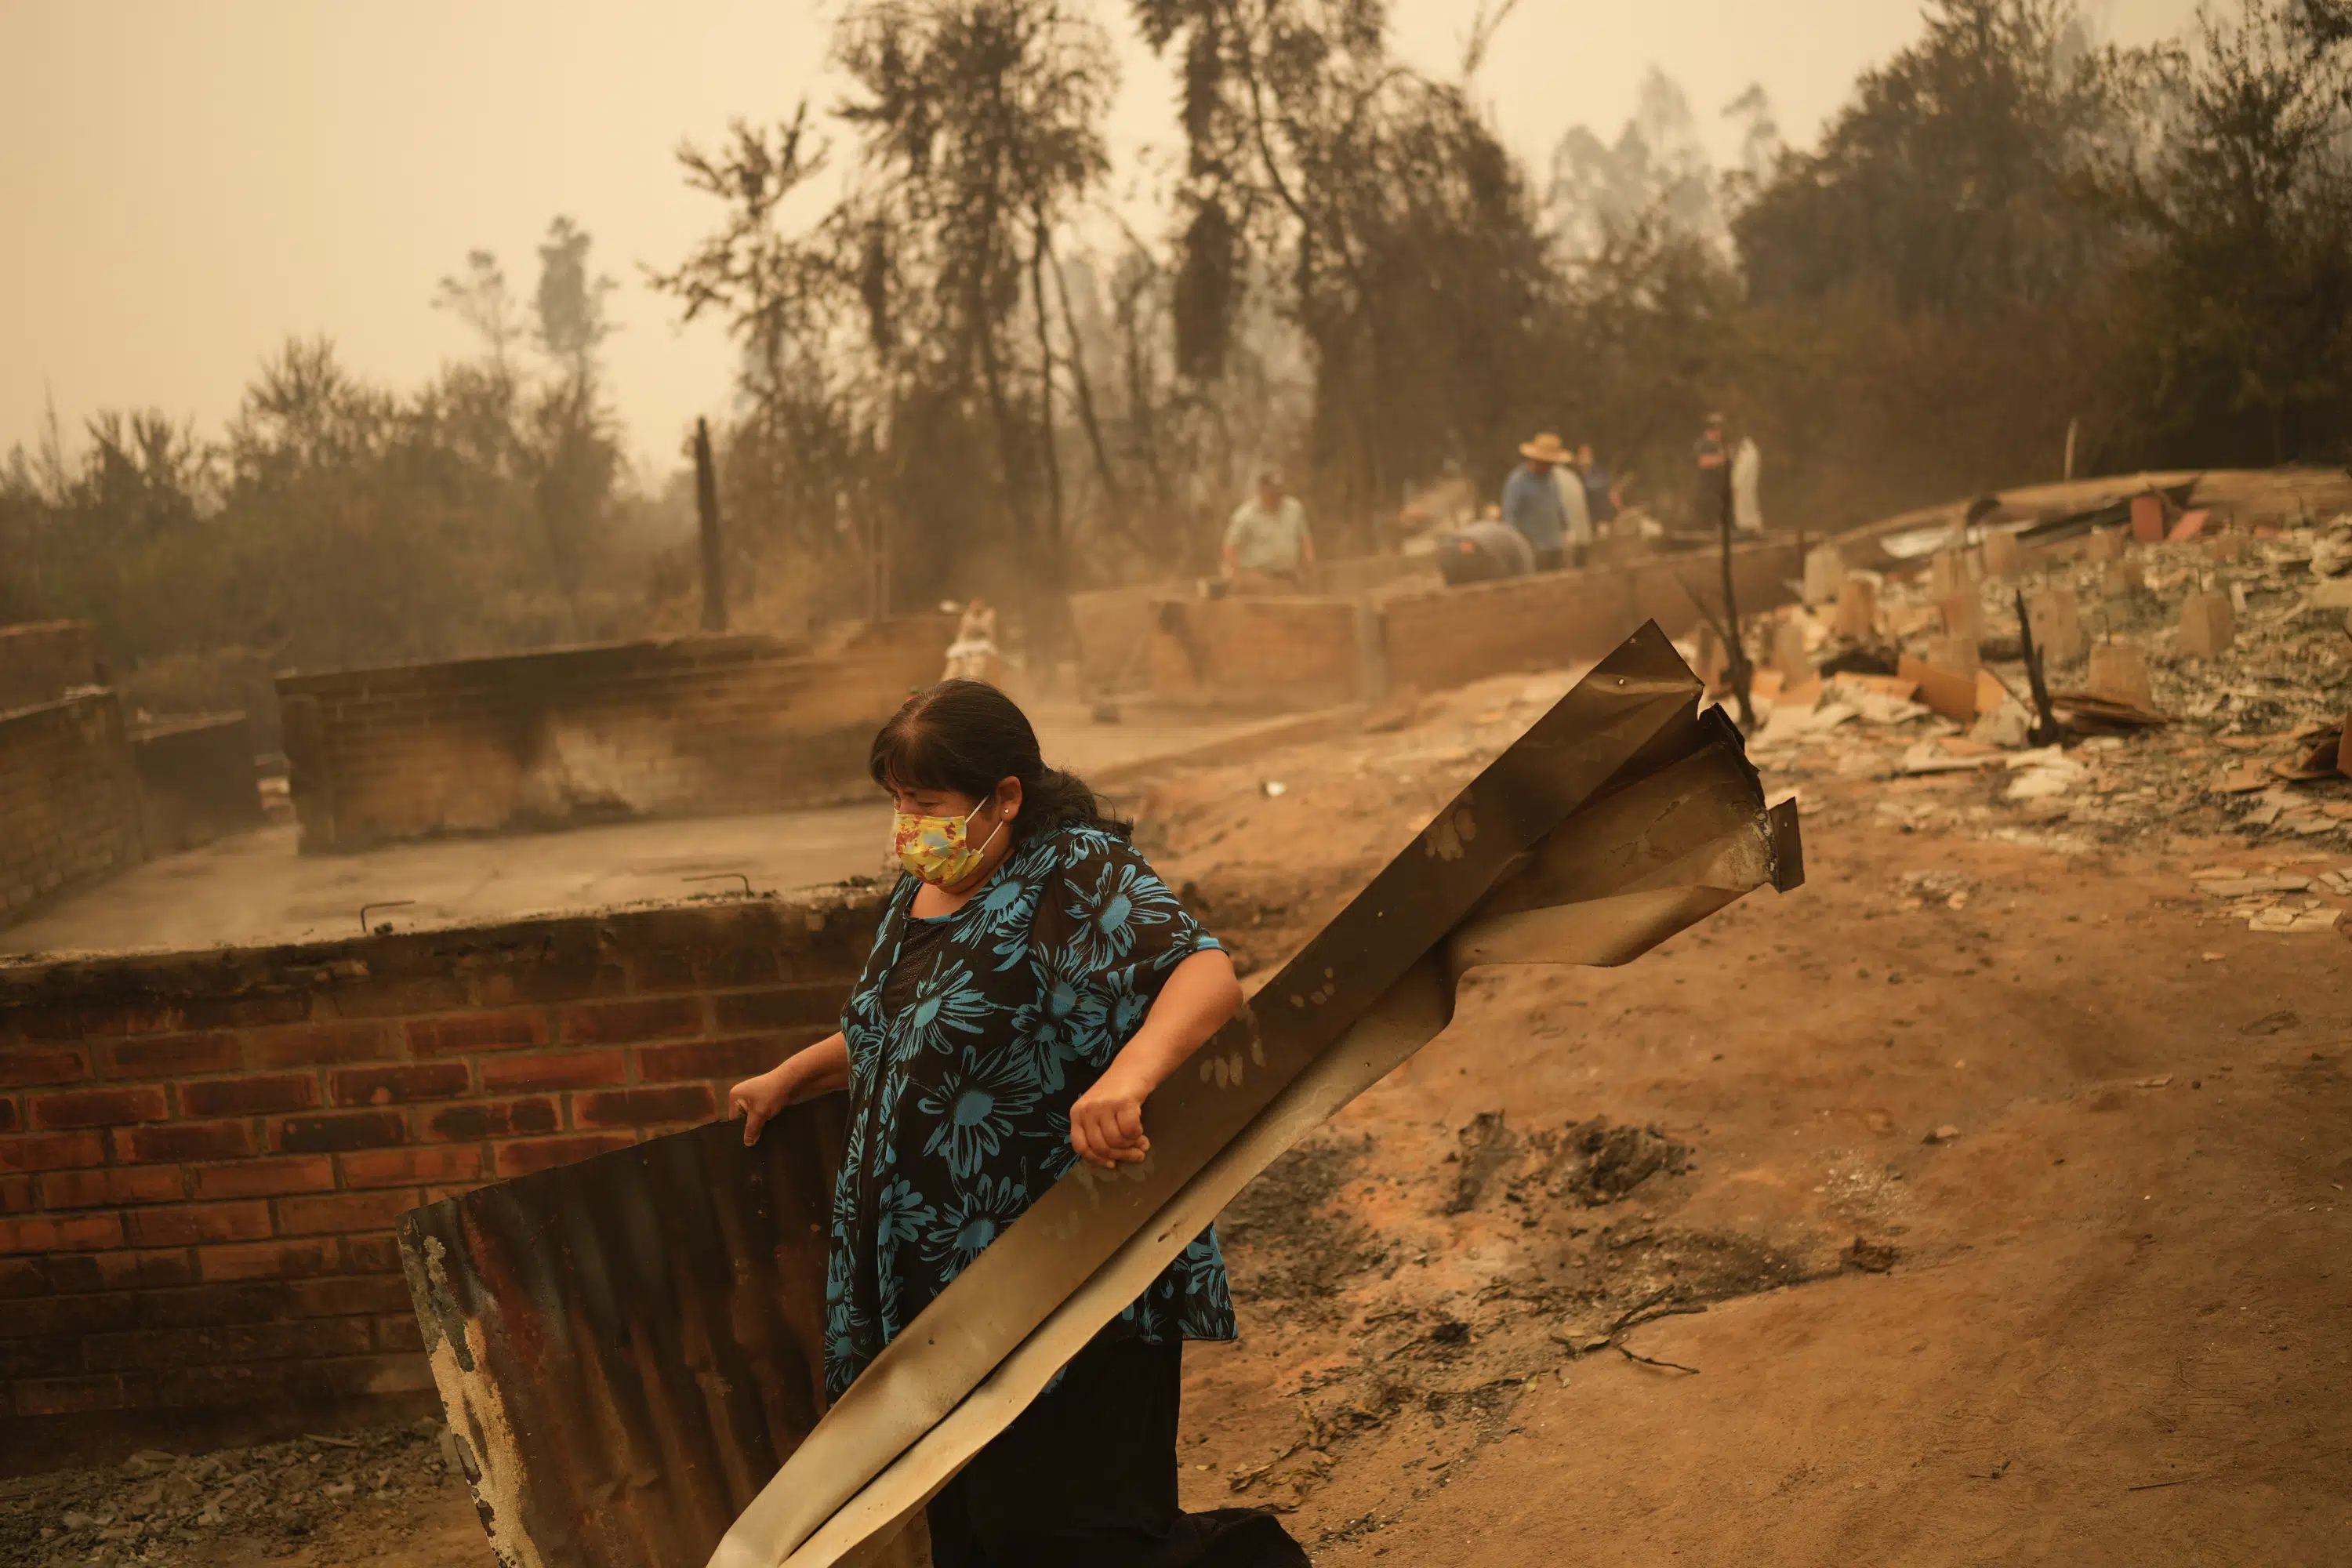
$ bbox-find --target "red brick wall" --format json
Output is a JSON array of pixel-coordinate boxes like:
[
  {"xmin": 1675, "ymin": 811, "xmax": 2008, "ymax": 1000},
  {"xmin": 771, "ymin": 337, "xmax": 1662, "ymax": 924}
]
[
  {"xmin": 1145, "ymin": 596, "xmax": 1368, "ymax": 710},
  {"xmin": 0, "ymin": 894, "xmax": 882, "ymax": 1466},
  {"xmin": 1, "ymin": 693, "xmax": 146, "ymax": 927},
  {"xmin": 1379, "ymin": 540, "xmax": 1805, "ymax": 692},
  {"xmin": 0, "ymin": 622, "xmax": 98, "ymax": 714},
  {"xmin": 276, "ymin": 619, "xmax": 953, "ymax": 853}
]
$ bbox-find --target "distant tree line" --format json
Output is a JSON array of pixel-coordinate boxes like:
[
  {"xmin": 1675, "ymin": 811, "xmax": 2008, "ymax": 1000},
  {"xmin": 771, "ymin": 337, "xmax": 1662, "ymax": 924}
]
[{"xmin": 4, "ymin": 0, "xmax": 2347, "ymax": 700}]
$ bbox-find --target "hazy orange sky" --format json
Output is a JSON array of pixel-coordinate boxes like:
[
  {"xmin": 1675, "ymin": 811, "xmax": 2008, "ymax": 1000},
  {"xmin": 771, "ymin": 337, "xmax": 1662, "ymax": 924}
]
[{"xmin": 1, "ymin": 0, "xmax": 2201, "ymax": 476}]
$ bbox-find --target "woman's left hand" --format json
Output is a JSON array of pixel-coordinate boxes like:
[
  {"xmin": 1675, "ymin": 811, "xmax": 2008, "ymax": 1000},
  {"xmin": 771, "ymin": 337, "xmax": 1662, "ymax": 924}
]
[{"xmin": 1070, "ymin": 1062, "xmax": 1155, "ymax": 1170}]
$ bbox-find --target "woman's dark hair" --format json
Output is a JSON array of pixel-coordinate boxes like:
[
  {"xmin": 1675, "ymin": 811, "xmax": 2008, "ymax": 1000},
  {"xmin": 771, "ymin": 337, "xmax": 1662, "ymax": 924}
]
[{"xmin": 869, "ymin": 681, "xmax": 1128, "ymax": 843}]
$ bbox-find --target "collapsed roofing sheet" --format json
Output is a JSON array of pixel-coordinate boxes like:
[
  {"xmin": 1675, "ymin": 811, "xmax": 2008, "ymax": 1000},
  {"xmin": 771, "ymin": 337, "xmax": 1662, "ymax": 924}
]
[{"xmin": 400, "ymin": 622, "xmax": 1800, "ymax": 1568}]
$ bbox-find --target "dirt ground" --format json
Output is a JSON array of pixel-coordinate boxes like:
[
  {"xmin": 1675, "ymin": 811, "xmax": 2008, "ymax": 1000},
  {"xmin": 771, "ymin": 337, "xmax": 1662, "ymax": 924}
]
[{"xmin": 9, "ymin": 668, "xmax": 2350, "ymax": 1567}]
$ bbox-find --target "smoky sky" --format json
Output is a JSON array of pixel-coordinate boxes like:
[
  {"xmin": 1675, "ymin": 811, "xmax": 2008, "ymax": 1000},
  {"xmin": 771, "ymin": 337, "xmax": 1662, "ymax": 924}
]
[{"xmin": 0, "ymin": 0, "xmax": 2201, "ymax": 474}]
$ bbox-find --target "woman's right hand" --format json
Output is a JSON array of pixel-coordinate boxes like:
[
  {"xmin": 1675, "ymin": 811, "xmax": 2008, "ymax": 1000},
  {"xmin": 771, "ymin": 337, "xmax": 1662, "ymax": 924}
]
[{"xmin": 729, "ymin": 1065, "xmax": 795, "ymax": 1146}]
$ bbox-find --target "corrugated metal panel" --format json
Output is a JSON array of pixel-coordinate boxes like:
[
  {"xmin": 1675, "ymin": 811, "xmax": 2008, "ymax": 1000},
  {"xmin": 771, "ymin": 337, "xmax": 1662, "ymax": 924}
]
[{"xmin": 397, "ymin": 1103, "xmax": 848, "ymax": 1568}]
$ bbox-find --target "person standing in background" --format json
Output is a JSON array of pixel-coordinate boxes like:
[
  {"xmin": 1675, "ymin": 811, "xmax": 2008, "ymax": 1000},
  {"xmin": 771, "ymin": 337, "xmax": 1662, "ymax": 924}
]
[
  {"xmin": 1693, "ymin": 413, "xmax": 1733, "ymax": 532},
  {"xmin": 1503, "ymin": 433, "xmax": 1573, "ymax": 572},
  {"xmin": 1552, "ymin": 442, "xmax": 1594, "ymax": 568},
  {"xmin": 1578, "ymin": 442, "xmax": 1617, "ymax": 528},
  {"xmin": 1220, "ymin": 471, "xmax": 1315, "ymax": 591},
  {"xmin": 1731, "ymin": 434, "xmax": 1765, "ymax": 532}
]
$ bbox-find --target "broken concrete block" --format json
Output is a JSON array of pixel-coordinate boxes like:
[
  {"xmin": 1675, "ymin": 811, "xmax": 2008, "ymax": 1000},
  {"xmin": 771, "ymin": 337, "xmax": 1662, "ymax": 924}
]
[
  {"xmin": 2085, "ymin": 529, "xmax": 2125, "ymax": 564},
  {"xmin": 1929, "ymin": 552, "xmax": 1972, "ymax": 599},
  {"xmin": 1981, "ymin": 530, "xmax": 2021, "ymax": 579},
  {"xmin": 1835, "ymin": 577, "xmax": 1878, "ymax": 638},
  {"xmin": 2178, "ymin": 592, "xmax": 2234, "ymax": 657},
  {"xmin": 2028, "ymin": 587, "xmax": 2086, "ymax": 665},
  {"xmin": 2129, "ymin": 492, "xmax": 2167, "ymax": 543},
  {"xmin": 1770, "ymin": 619, "xmax": 1810, "ymax": 684},
  {"xmin": 1803, "ymin": 544, "xmax": 1846, "ymax": 607},
  {"xmin": 1898, "ymin": 653, "xmax": 1979, "ymax": 724},
  {"xmin": 1927, "ymin": 633, "xmax": 1981, "ymax": 675},
  {"xmin": 2311, "ymin": 575, "xmax": 2352, "ymax": 610},
  {"xmin": 2086, "ymin": 641, "xmax": 2154, "ymax": 712}
]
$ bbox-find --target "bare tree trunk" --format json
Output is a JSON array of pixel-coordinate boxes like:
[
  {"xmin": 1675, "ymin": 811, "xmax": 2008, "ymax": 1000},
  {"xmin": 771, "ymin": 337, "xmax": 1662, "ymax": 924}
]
[
  {"xmin": 693, "ymin": 417, "xmax": 728, "ymax": 633},
  {"xmin": 1048, "ymin": 240, "xmax": 1127, "ymax": 522}
]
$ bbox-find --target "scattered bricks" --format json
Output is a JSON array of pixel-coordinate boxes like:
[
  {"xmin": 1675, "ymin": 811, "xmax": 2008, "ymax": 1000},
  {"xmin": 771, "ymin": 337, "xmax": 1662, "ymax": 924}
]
[
  {"xmin": 286, "ymin": 1274, "xmax": 412, "ymax": 1318},
  {"xmin": 191, "ymin": 1155, "xmax": 338, "ymax": 1200},
  {"xmin": 576, "ymin": 1085, "xmax": 718, "ymax": 1128},
  {"xmin": 40, "ymin": 1166, "xmax": 183, "ymax": 1210},
  {"xmin": 557, "ymin": 996, "xmax": 703, "ymax": 1045},
  {"xmin": 405, "ymin": 1010, "xmax": 549, "ymax": 1058},
  {"xmin": 13, "ymin": 1373, "xmax": 131, "ymax": 1415},
  {"xmin": 2028, "ymin": 588, "xmax": 2088, "ymax": 665},
  {"xmin": 127, "ymin": 1201, "xmax": 274, "ymax": 1249},
  {"xmin": 712, "ymin": 987, "xmax": 838, "ymax": 1033},
  {"xmin": 100, "ymin": 1033, "xmax": 241, "ymax": 1079},
  {"xmin": 278, "ymin": 1188, "xmax": 420, "ymax": 1236},
  {"xmin": 2, "ymin": 1131, "xmax": 109, "ymax": 1172},
  {"xmin": 339, "ymin": 1233, "xmax": 403, "ymax": 1274},
  {"xmin": 2130, "ymin": 491, "xmax": 2167, "ymax": 543},
  {"xmin": 1981, "ymin": 530, "xmax": 2021, "ymax": 579},
  {"xmin": 181, "ymin": 1073, "xmax": 320, "ymax": 1117},
  {"xmin": 1802, "ymin": 543, "xmax": 1846, "ymax": 606},
  {"xmin": 275, "ymin": 1110, "xmax": 408, "ymax": 1154},
  {"xmin": 329, "ymin": 1062, "xmax": 471, "ymax": 1106},
  {"xmin": 374, "ymin": 1312, "xmax": 426, "ymax": 1352},
  {"xmin": 338, "ymin": 1145, "xmax": 484, "ymax": 1189},
  {"xmin": 198, "ymin": 1238, "xmax": 335, "ymax": 1283},
  {"xmin": 1833, "ymin": 578, "xmax": 1878, "ymax": 638},
  {"xmin": 0, "ymin": 1047, "xmax": 89, "ymax": 1089},
  {"xmin": 493, "ymin": 1133, "xmax": 637, "ymax": 1178},
  {"xmin": 2087, "ymin": 641, "xmax": 2156, "ymax": 711},
  {"xmin": 2085, "ymin": 528, "xmax": 2125, "ymax": 564},
  {"xmin": 120, "ymin": 1120, "xmax": 255, "ymax": 1164},
  {"xmin": 28, "ymin": 1085, "xmax": 168, "ymax": 1130},
  {"xmin": 2180, "ymin": 592, "xmax": 2235, "ymax": 657},
  {"xmin": 247, "ymin": 1021, "xmax": 396, "ymax": 1070},
  {"xmin": 426, "ymin": 1098, "xmax": 558, "ymax": 1142},
  {"xmin": 1, "ymin": 1211, "xmax": 126, "ymax": 1254},
  {"xmin": 479, "ymin": 1051, "xmax": 626, "ymax": 1093},
  {"xmin": 637, "ymin": 1037, "xmax": 797, "ymax": 1083}
]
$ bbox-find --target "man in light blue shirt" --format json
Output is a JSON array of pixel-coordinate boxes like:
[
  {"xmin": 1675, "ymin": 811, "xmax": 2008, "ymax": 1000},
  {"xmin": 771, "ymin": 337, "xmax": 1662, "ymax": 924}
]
[
  {"xmin": 1502, "ymin": 432, "xmax": 1572, "ymax": 571},
  {"xmin": 1221, "ymin": 471, "xmax": 1316, "ymax": 590}
]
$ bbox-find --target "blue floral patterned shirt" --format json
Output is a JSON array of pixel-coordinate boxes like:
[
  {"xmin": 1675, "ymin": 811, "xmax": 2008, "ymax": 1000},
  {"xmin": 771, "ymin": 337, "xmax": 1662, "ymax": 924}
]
[{"xmin": 824, "ymin": 822, "xmax": 1237, "ymax": 1399}]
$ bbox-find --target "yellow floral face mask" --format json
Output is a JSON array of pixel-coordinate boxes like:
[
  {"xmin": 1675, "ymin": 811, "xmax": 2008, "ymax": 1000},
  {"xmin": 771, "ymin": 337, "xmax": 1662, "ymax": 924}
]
[{"xmin": 891, "ymin": 797, "xmax": 1003, "ymax": 886}]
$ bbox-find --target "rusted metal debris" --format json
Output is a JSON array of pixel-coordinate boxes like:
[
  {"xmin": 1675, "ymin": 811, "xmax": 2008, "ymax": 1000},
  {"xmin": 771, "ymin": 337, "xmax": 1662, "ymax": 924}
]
[
  {"xmin": 401, "ymin": 622, "xmax": 1800, "ymax": 1568},
  {"xmin": 397, "ymin": 1104, "xmax": 844, "ymax": 1568}
]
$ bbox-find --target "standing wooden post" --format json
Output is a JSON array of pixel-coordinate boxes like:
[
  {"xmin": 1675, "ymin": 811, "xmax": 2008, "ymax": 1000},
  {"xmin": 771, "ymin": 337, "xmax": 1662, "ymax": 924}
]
[
  {"xmin": 1711, "ymin": 434, "xmax": 1755, "ymax": 731},
  {"xmin": 694, "ymin": 417, "xmax": 728, "ymax": 633}
]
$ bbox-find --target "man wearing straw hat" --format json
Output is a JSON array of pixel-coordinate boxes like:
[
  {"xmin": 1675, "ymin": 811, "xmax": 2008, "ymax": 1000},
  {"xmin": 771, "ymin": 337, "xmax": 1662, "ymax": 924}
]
[{"xmin": 1504, "ymin": 432, "xmax": 1574, "ymax": 572}]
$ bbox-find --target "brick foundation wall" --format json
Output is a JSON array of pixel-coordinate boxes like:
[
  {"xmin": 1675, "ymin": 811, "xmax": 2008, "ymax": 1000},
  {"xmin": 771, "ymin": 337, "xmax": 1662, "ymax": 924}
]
[
  {"xmin": 132, "ymin": 713, "xmax": 263, "ymax": 856},
  {"xmin": 0, "ymin": 894, "xmax": 883, "ymax": 1470},
  {"xmin": 1379, "ymin": 540, "xmax": 1804, "ymax": 692},
  {"xmin": 1145, "ymin": 597, "xmax": 1369, "ymax": 710},
  {"xmin": 1, "ymin": 694, "xmax": 145, "ymax": 927},
  {"xmin": 276, "ymin": 618, "xmax": 952, "ymax": 853},
  {"xmin": 0, "ymin": 622, "xmax": 98, "ymax": 714}
]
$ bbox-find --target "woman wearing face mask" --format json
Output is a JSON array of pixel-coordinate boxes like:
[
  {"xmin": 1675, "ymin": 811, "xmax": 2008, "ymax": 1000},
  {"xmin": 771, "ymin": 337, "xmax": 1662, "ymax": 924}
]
[{"xmin": 728, "ymin": 680, "xmax": 1306, "ymax": 1568}]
